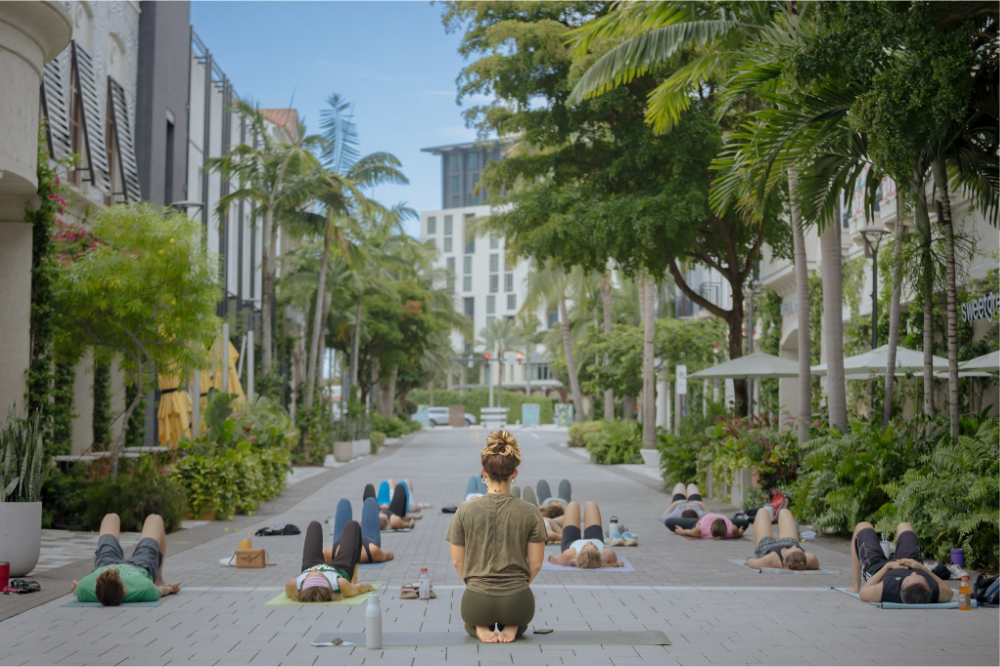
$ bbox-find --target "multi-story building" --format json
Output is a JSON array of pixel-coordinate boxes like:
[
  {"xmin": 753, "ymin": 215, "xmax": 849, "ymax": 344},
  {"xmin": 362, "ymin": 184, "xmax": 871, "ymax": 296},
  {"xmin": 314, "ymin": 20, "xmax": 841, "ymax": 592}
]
[{"xmin": 420, "ymin": 141, "xmax": 561, "ymax": 398}]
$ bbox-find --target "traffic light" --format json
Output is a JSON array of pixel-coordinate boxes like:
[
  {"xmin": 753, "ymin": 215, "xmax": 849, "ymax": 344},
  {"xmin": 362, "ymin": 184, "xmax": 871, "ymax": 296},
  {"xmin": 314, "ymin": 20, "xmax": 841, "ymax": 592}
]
[
  {"xmin": 516, "ymin": 353, "xmax": 523, "ymax": 362},
  {"xmin": 484, "ymin": 353, "xmax": 490, "ymax": 361}
]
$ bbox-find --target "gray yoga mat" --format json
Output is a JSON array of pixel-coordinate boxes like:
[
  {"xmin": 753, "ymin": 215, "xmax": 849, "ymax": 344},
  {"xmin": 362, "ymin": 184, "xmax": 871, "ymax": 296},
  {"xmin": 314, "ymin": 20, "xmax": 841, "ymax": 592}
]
[
  {"xmin": 312, "ymin": 630, "xmax": 671, "ymax": 647},
  {"xmin": 727, "ymin": 558, "xmax": 840, "ymax": 575}
]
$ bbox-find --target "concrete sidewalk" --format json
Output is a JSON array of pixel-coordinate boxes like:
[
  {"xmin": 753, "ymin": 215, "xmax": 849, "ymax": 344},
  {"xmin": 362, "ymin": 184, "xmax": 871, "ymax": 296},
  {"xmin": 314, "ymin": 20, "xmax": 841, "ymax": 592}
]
[{"xmin": 0, "ymin": 427, "xmax": 995, "ymax": 666}]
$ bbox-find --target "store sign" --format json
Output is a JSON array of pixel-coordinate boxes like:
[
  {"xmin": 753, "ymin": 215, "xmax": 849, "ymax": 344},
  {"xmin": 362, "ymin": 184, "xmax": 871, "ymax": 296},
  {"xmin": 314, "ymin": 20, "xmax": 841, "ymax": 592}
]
[
  {"xmin": 961, "ymin": 293, "xmax": 997, "ymax": 324},
  {"xmin": 676, "ymin": 365, "xmax": 688, "ymax": 395}
]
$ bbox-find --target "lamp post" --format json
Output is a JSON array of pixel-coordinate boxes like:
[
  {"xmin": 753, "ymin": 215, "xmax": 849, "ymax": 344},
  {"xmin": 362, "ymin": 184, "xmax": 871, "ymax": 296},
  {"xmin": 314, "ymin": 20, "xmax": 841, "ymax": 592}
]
[{"xmin": 860, "ymin": 227, "xmax": 889, "ymax": 407}]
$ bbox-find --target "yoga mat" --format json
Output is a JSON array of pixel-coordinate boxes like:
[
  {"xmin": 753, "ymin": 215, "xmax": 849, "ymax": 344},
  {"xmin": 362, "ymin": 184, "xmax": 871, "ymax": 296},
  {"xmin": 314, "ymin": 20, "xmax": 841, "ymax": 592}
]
[
  {"xmin": 380, "ymin": 528, "xmax": 412, "ymax": 533},
  {"xmin": 727, "ymin": 558, "xmax": 840, "ymax": 575},
  {"xmin": 266, "ymin": 591, "xmax": 372, "ymax": 606},
  {"xmin": 831, "ymin": 587, "xmax": 976, "ymax": 609},
  {"xmin": 359, "ymin": 561, "xmax": 386, "ymax": 569},
  {"xmin": 312, "ymin": 630, "xmax": 670, "ymax": 647},
  {"xmin": 63, "ymin": 599, "xmax": 162, "ymax": 608},
  {"xmin": 541, "ymin": 558, "xmax": 633, "ymax": 572}
]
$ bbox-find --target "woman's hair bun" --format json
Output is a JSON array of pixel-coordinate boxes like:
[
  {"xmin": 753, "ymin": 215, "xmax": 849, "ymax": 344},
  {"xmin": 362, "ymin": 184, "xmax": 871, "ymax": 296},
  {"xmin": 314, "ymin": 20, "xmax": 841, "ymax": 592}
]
[{"xmin": 483, "ymin": 430, "xmax": 520, "ymax": 461}]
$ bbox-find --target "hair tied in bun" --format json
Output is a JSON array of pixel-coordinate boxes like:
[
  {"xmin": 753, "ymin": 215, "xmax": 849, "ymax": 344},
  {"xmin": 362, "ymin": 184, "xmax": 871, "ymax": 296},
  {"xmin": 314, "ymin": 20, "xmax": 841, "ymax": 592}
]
[{"xmin": 481, "ymin": 430, "xmax": 522, "ymax": 480}]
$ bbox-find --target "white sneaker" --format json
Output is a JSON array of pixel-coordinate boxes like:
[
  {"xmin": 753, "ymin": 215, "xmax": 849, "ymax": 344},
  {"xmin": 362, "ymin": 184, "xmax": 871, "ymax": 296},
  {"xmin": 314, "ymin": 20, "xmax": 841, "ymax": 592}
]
[{"xmin": 947, "ymin": 563, "xmax": 969, "ymax": 579}]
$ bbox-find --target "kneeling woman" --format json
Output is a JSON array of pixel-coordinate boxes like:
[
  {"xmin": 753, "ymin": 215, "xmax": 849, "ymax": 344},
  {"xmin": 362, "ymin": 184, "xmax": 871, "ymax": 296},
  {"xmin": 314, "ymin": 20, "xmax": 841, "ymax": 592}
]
[
  {"xmin": 285, "ymin": 520, "xmax": 376, "ymax": 602},
  {"xmin": 447, "ymin": 431, "xmax": 546, "ymax": 644},
  {"xmin": 547, "ymin": 501, "xmax": 622, "ymax": 569}
]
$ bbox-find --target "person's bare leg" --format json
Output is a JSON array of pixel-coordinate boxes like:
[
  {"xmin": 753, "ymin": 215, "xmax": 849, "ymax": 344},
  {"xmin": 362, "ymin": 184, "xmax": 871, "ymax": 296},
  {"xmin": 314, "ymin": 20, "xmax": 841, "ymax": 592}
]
[
  {"xmin": 498, "ymin": 625, "xmax": 518, "ymax": 643},
  {"xmin": 686, "ymin": 483, "xmax": 700, "ymax": 498},
  {"xmin": 563, "ymin": 502, "xmax": 582, "ymax": 531},
  {"xmin": 896, "ymin": 521, "xmax": 914, "ymax": 537},
  {"xmin": 583, "ymin": 501, "xmax": 602, "ymax": 530},
  {"xmin": 140, "ymin": 515, "xmax": 167, "ymax": 585},
  {"xmin": 847, "ymin": 521, "xmax": 872, "ymax": 593},
  {"xmin": 477, "ymin": 626, "xmax": 499, "ymax": 643},
  {"xmin": 99, "ymin": 513, "xmax": 121, "ymax": 541},
  {"xmin": 671, "ymin": 483, "xmax": 686, "ymax": 498},
  {"xmin": 753, "ymin": 507, "xmax": 774, "ymax": 546},
  {"xmin": 776, "ymin": 509, "xmax": 799, "ymax": 541}
]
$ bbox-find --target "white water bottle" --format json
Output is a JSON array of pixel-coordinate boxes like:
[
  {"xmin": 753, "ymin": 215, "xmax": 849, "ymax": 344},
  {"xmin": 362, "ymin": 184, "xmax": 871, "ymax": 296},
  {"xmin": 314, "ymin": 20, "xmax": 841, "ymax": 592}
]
[
  {"xmin": 418, "ymin": 568, "xmax": 431, "ymax": 600},
  {"xmin": 365, "ymin": 590, "xmax": 382, "ymax": 649}
]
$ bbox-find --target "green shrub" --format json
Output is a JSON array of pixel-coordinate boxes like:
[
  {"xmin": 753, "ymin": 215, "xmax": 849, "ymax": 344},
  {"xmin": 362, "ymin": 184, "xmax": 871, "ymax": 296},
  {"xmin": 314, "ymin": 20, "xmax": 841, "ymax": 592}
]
[
  {"xmin": 658, "ymin": 431, "xmax": 701, "ymax": 488},
  {"xmin": 370, "ymin": 431, "xmax": 386, "ymax": 452},
  {"xmin": 83, "ymin": 457, "xmax": 187, "ymax": 533},
  {"xmin": 372, "ymin": 413, "xmax": 406, "ymax": 438},
  {"xmin": 410, "ymin": 388, "xmax": 554, "ymax": 425},
  {"xmin": 585, "ymin": 420, "xmax": 643, "ymax": 464},
  {"xmin": 174, "ymin": 443, "xmax": 290, "ymax": 521},
  {"xmin": 568, "ymin": 420, "xmax": 602, "ymax": 447}
]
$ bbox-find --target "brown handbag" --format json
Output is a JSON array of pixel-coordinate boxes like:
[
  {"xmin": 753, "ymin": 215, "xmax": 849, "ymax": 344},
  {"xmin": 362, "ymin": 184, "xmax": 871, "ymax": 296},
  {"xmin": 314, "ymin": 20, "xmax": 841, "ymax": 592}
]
[{"xmin": 229, "ymin": 549, "xmax": 275, "ymax": 569}]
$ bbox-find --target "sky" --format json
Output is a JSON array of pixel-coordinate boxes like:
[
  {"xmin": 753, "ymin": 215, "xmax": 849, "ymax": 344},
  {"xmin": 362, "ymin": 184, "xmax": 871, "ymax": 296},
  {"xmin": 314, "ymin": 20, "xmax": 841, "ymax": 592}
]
[{"xmin": 191, "ymin": 1, "xmax": 482, "ymax": 237}]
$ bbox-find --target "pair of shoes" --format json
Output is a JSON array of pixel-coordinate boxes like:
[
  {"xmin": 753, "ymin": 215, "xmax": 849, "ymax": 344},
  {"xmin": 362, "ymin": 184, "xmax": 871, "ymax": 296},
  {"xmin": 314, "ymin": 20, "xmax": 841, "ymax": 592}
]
[
  {"xmin": 400, "ymin": 583, "xmax": 436, "ymax": 600},
  {"xmin": 607, "ymin": 528, "xmax": 625, "ymax": 547},
  {"xmin": 619, "ymin": 526, "xmax": 638, "ymax": 547},
  {"xmin": 947, "ymin": 563, "xmax": 970, "ymax": 579}
]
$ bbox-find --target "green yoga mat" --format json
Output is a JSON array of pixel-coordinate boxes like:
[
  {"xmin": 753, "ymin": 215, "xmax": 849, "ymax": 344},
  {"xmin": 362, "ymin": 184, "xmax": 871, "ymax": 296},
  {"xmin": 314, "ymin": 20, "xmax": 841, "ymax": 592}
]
[
  {"xmin": 312, "ymin": 630, "xmax": 671, "ymax": 647},
  {"xmin": 831, "ymin": 587, "xmax": 976, "ymax": 609},
  {"xmin": 266, "ymin": 591, "xmax": 372, "ymax": 606}
]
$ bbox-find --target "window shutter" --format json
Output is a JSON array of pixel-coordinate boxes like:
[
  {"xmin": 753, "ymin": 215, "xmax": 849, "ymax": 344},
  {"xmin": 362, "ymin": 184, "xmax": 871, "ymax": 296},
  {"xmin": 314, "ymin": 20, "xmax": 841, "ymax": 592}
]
[
  {"xmin": 40, "ymin": 52, "xmax": 72, "ymax": 161},
  {"xmin": 107, "ymin": 77, "xmax": 142, "ymax": 202},
  {"xmin": 71, "ymin": 42, "xmax": 111, "ymax": 193}
]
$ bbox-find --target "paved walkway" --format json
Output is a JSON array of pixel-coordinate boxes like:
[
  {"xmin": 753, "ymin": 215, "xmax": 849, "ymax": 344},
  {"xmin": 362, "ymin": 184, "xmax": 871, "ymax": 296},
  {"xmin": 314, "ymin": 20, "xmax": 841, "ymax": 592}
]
[{"xmin": 0, "ymin": 428, "xmax": 996, "ymax": 665}]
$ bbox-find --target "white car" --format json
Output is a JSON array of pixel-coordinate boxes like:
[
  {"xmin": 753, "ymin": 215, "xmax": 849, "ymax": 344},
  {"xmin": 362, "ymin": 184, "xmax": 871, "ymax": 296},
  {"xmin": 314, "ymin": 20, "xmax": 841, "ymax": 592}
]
[{"xmin": 426, "ymin": 407, "xmax": 477, "ymax": 427}]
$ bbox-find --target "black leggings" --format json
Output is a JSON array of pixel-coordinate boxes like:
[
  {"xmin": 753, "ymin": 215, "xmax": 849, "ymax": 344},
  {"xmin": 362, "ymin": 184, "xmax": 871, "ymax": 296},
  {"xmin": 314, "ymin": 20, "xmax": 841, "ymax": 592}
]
[
  {"xmin": 363, "ymin": 483, "xmax": 377, "ymax": 503},
  {"xmin": 388, "ymin": 482, "xmax": 408, "ymax": 517},
  {"xmin": 301, "ymin": 520, "xmax": 361, "ymax": 577},
  {"xmin": 672, "ymin": 492, "xmax": 702, "ymax": 502},
  {"xmin": 560, "ymin": 524, "xmax": 603, "ymax": 553},
  {"xmin": 461, "ymin": 588, "xmax": 534, "ymax": 638}
]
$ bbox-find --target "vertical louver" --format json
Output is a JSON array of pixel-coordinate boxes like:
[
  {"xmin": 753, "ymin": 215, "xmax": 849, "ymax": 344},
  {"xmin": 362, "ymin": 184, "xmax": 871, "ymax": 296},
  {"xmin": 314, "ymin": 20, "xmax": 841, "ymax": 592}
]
[
  {"xmin": 107, "ymin": 77, "xmax": 142, "ymax": 202},
  {"xmin": 71, "ymin": 41, "xmax": 111, "ymax": 193},
  {"xmin": 40, "ymin": 53, "xmax": 72, "ymax": 161}
]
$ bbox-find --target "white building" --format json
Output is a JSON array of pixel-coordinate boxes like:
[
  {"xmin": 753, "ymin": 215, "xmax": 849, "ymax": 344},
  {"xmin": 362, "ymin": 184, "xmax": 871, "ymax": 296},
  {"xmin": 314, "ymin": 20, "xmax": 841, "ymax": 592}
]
[{"xmin": 420, "ymin": 142, "xmax": 561, "ymax": 397}]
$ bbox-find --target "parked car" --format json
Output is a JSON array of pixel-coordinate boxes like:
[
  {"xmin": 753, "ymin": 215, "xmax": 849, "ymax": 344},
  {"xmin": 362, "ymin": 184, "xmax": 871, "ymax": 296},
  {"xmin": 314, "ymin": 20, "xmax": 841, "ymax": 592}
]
[{"xmin": 426, "ymin": 407, "xmax": 477, "ymax": 427}]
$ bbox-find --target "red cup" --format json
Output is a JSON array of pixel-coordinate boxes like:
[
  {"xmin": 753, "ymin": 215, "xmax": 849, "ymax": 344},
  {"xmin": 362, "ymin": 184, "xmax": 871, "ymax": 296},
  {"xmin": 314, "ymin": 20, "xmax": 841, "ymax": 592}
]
[{"xmin": 0, "ymin": 562, "xmax": 9, "ymax": 591}]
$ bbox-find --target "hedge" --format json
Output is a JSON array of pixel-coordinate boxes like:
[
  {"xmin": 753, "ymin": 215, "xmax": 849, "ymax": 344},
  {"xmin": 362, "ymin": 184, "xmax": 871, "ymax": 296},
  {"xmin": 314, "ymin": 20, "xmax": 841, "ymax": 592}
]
[{"xmin": 410, "ymin": 388, "xmax": 554, "ymax": 425}]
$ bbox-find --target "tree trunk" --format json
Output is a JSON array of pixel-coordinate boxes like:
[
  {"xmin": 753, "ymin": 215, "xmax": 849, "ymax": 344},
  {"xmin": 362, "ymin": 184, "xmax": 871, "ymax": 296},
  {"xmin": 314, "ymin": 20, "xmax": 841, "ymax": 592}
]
[
  {"xmin": 559, "ymin": 296, "xmax": 584, "ymax": 422},
  {"xmin": 260, "ymin": 207, "xmax": 274, "ymax": 377},
  {"xmin": 789, "ymin": 170, "xmax": 811, "ymax": 442},
  {"xmin": 305, "ymin": 235, "xmax": 330, "ymax": 406},
  {"xmin": 932, "ymin": 158, "xmax": 960, "ymax": 439},
  {"xmin": 623, "ymin": 396, "xmax": 635, "ymax": 420},
  {"xmin": 641, "ymin": 275, "xmax": 656, "ymax": 448},
  {"xmin": 429, "ymin": 379, "xmax": 435, "ymax": 407},
  {"xmin": 350, "ymin": 292, "xmax": 363, "ymax": 389},
  {"xmin": 883, "ymin": 191, "xmax": 906, "ymax": 429},
  {"xmin": 110, "ymin": 364, "xmax": 144, "ymax": 482},
  {"xmin": 314, "ymin": 292, "xmax": 331, "ymax": 398},
  {"xmin": 498, "ymin": 353, "xmax": 504, "ymax": 411},
  {"xmin": 600, "ymin": 271, "xmax": 614, "ymax": 421},
  {"xmin": 820, "ymin": 221, "xmax": 847, "ymax": 432},
  {"xmin": 912, "ymin": 175, "xmax": 935, "ymax": 416}
]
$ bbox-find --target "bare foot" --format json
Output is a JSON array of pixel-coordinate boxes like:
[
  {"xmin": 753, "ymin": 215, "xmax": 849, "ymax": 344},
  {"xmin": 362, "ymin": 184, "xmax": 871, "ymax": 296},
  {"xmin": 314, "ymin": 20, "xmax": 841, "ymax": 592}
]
[
  {"xmin": 497, "ymin": 626, "xmax": 518, "ymax": 643},
  {"xmin": 476, "ymin": 626, "xmax": 499, "ymax": 643},
  {"xmin": 383, "ymin": 552, "xmax": 394, "ymax": 561}
]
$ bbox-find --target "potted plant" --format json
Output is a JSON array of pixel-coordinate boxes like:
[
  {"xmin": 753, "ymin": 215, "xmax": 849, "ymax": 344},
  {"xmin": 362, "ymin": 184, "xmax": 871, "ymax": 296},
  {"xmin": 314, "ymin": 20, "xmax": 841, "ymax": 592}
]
[{"xmin": 0, "ymin": 409, "xmax": 49, "ymax": 576}]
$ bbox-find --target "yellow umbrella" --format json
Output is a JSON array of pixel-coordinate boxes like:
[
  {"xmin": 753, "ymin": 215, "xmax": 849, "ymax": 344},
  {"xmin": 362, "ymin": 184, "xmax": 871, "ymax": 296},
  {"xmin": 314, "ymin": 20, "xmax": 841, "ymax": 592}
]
[
  {"xmin": 210, "ymin": 340, "xmax": 246, "ymax": 408},
  {"xmin": 157, "ymin": 373, "xmax": 192, "ymax": 447}
]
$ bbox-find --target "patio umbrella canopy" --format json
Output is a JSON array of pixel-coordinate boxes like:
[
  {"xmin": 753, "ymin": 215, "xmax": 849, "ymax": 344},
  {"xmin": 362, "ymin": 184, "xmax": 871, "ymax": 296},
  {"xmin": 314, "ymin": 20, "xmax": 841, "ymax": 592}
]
[
  {"xmin": 811, "ymin": 344, "xmax": 948, "ymax": 377},
  {"xmin": 157, "ymin": 373, "xmax": 193, "ymax": 447},
  {"xmin": 688, "ymin": 351, "xmax": 800, "ymax": 380},
  {"xmin": 959, "ymin": 350, "xmax": 1000, "ymax": 373}
]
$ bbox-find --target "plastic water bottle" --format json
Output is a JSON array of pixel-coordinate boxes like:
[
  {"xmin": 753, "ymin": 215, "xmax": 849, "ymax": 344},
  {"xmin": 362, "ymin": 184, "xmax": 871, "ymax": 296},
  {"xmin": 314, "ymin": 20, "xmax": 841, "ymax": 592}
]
[
  {"xmin": 959, "ymin": 577, "xmax": 972, "ymax": 611},
  {"xmin": 418, "ymin": 568, "xmax": 431, "ymax": 601},
  {"xmin": 879, "ymin": 534, "xmax": 892, "ymax": 559},
  {"xmin": 365, "ymin": 590, "xmax": 382, "ymax": 649}
]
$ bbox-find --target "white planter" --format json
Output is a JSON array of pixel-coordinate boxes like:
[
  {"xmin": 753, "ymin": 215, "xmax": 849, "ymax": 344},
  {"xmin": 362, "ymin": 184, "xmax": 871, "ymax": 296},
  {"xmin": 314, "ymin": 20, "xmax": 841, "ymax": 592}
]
[
  {"xmin": 0, "ymin": 502, "xmax": 42, "ymax": 577},
  {"xmin": 352, "ymin": 439, "xmax": 370, "ymax": 458},
  {"xmin": 640, "ymin": 449, "xmax": 661, "ymax": 469},
  {"xmin": 333, "ymin": 441, "xmax": 354, "ymax": 463}
]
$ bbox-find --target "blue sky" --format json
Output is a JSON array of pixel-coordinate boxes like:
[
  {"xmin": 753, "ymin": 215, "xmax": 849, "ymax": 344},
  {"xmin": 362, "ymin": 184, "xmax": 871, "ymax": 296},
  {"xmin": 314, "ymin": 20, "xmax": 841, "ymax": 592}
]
[{"xmin": 191, "ymin": 1, "xmax": 482, "ymax": 236}]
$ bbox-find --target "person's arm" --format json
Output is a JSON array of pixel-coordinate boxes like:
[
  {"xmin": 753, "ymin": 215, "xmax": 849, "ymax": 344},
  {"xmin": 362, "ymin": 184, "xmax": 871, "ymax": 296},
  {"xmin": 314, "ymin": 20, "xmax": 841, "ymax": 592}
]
[
  {"xmin": 338, "ymin": 580, "xmax": 374, "ymax": 598},
  {"xmin": 862, "ymin": 561, "xmax": 904, "ymax": 589},
  {"xmin": 897, "ymin": 558, "xmax": 951, "ymax": 602},
  {"xmin": 527, "ymin": 541, "xmax": 544, "ymax": 582},
  {"xmin": 548, "ymin": 549, "xmax": 576, "ymax": 566},
  {"xmin": 603, "ymin": 547, "xmax": 619, "ymax": 566},
  {"xmin": 450, "ymin": 544, "xmax": 466, "ymax": 579},
  {"xmin": 858, "ymin": 583, "xmax": 883, "ymax": 602},
  {"xmin": 661, "ymin": 501, "xmax": 682, "ymax": 518},
  {"xmin": 805, "ymin": 552, "xmax": 820, "ymax": 570},
  {"xmin": 745, "ymin": 553, "xmax": 780, "ymax": 569},
  {"xmin": 70, "ymin": 580, "xmax": 78, "ymax": 593},
  {"xmin": 285, "ymin": 579, "xmax": 299, "ymax": 601},
  {"xmin": 731, "ymin": 526, "xmax": 745, "ymax": 538},
  {"xmin": 155, "ymin": 582, "xmax": 181, "ymax": 597},
  {"xmin": 672, "ymin": 527, "xmax": 700, "ymax": 537}
]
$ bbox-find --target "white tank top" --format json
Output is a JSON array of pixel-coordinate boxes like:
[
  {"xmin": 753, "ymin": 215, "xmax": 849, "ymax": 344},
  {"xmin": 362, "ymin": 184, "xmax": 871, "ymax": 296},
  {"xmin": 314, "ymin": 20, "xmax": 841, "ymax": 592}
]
[
  {"xmin": 296, "ymin": 565, "xmax": 345, "ymax": 591},
  {"xmin": 570, "ymin": 538, "xmax": 604, "ymax": 554}
]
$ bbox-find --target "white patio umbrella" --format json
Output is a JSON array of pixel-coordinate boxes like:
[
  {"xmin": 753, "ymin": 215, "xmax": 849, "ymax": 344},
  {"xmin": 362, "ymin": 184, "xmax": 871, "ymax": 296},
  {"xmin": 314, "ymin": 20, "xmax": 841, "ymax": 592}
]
[
  {"xmin": 688, "ymin": 351, "xmax": 801, "ymax": 380},
  {"xmin": 959, "ymin": 350, "xmax": 1000, "ymax": 373},
  {"xmin": 811, "ymin": 344, "xmax": 948, "ymax": 377}
]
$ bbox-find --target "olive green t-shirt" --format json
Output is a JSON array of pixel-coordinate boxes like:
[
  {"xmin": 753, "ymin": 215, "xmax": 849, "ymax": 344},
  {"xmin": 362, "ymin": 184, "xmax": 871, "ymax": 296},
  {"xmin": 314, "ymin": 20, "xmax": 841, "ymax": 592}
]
[{"xmin": 446, "ymin": 493, "xmax": 546, "ymax": 596}]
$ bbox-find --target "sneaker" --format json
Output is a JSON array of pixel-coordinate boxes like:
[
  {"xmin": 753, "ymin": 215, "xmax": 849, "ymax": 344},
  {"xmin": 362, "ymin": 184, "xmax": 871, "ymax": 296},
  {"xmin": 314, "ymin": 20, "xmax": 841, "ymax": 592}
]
[
  {"xmin": 620, "ymin": 526, "xmax": 639, "ymax": 547},
  {"xmin": 607, "ymin": 525, "xmax": 625, "ymax": 547},
  {"xmin": 947, "ymin": 563, "xmax": 969, "ymax": 579}
]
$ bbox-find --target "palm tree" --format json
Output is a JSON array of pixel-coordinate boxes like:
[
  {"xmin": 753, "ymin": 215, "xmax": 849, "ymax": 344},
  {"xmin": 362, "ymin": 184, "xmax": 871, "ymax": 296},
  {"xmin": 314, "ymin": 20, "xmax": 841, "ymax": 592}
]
[
  {"xmin": 514, "ymin": 312, "xmax": 544, "ymax": 400},
  {"xmin": 207, "ymin": 100, "xmax": 321, "ymax": 380},
  {"xmin": 478, "ymin": 317, "xmax": 525, "ymax": 411},
  {"xmin": 599, "ymin": 269, "xmax": 615, "ymax": 421}
]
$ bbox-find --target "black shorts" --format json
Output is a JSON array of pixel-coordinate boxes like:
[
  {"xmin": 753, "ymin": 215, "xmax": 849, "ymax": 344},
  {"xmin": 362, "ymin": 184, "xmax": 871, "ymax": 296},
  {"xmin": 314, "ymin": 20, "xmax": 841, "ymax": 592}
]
[
  {"xmin": 856, "ymin": 527, "xmax": 923, "ymax": 580},
  {"xmin": 672, "ymin": 493, "xmax": 702, "ymax": 502},
  {"xmin": 94, "ymin": 535, "xmax": 162, "ymax": 581},
  {"xmin": 561, "ymin": 524, "xmax": 603, "ymax": 553}
]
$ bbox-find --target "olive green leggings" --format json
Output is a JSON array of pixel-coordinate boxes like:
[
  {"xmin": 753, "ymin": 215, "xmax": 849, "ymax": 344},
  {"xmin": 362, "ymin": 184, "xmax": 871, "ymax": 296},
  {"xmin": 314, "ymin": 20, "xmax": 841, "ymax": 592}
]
[{"xmin": 460, "ymin": 588, "xmax": 535, "ymax": 638}]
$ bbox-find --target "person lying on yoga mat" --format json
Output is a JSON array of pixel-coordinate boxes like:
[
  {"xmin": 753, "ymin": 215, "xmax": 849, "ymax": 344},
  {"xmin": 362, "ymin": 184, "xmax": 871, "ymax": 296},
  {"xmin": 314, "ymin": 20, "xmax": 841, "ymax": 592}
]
[
  {"xmin": 671, "ymin": 512, "xmax": 745, "ymax": 539},
  {"xmin": 536, "ymin": 479, "xmax": 571, "ymax": 509},
  {"xmin": 548, "ymin": 501, "xmax": 623, "ymax": 568},
  {"xmin": 324, "ymin": 498, "xmax": 394, "ymax": 564},
  {"xmin": 464, "ymin": 474, "xmax": 488, "ymax": 501},
  {"xmin": 365, "ymin": 482, "xmax": 416, "ymax": 529},
  {"xmin": 539, "ymin": 507, "xmax": 564, "ymax": 543},
  {"xmin": 71, "ymin": 513, "xmax": 181, "ymax": 605},
  {"xmin": 286, "ymin": 520, "xmax": 376, "ymax": 603},
  {"xmin": 846, "ymin": 520, "xmax": 951, "ymax": 604},
  {"xmin": 661, "ymin": 483, "xmax": 709, "ymax": 524},
  {"xmin": 447, "ymin": 430, "xmax": 546, "ymax": 644},
  {"xmin": 744, "ymin": 508, "xmax": 819, "ymax": 570}
]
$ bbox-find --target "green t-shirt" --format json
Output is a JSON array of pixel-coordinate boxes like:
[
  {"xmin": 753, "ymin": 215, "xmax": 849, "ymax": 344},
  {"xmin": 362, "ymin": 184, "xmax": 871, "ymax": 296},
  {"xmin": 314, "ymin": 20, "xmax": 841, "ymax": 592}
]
[
  {"xmin": 75, "ymin": 564, "xmax": 161, "ymax": 603},
  {"xmin": 446, "ymin": 493, "xmax": 546, "ymax": 596}
]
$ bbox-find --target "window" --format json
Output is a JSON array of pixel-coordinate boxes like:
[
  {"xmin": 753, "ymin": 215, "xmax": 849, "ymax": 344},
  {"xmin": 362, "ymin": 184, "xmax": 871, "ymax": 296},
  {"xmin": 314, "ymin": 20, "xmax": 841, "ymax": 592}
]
[
  {"xmin": 427, "ymin": 216, "xmax": 436, "ymax": 234},
  {"xmin": 444, "ymin": 237, "xmax": 453, "ymax": 253},
  {"xmin": 486, "ymin": 315, "xmax": 495, "ymax": 327},
  {"xmin": 507, "ymin": 294, "xmax": 516, "ymax": 310},
  {"xmin": 444, "ymin": 215, "xmax": 453, "ymax": 235},
  {"xmin": 487, "ymin": 295, "xmax": 495, "ymax": 314},
  {"xmin": 489, "ymin": 275, "xmax": 499, "ymax": 293},
  {"xmin": 464, "ymin": 214, "xmax": 476, "ymax": 253},
  {"xmin": 468, "ymin": 152, "xmax": 479, "ymax": 170},
  {"xmin": 490, "ymin": 235, "xmax": 499, "ymax": 250},
  {"xmin": 446, "ymin": 257, "xmax": 455, "ymax": 293},
  {"xmin": 463, "ymin": 256, "xmax": 472, "ymax": 274},
  {"xmin": 547, "ymin": 308, "xmax": 558, "ymax": 329},
  {"xmin": 449, "ymin": 174, "xmax": 460, "ymax": 193},
  {"xmin": 464, "ymin": 297, "xmax": 474, "ymax": 318},
  {"xmin": 534, "ymin": 364, "xmax": 552, "ymax": 381},
  {"xmin": 504, "ymin": 273, "xmax": 513, "ymax": 292},
  {"xmin": 505, "ymin": 255, "xmax": 514, "ymax": 271},
  {"xmin": 164, "ymin": 117, "xmax": 175, "ymax": 204},
  {"xmin": 489, "ymin": 254, "xmax": 499, "ymax": 272},
  {"xmin": 450, "ymin": 155, "xmax": 460, "ymax": 174},
  {"xmin": 452, "ymin": 194, "xmax": 460, "ymax": 207},
  {"xmin": 463, "ymin": 276, "xmax": 472, "ymax": 291}
]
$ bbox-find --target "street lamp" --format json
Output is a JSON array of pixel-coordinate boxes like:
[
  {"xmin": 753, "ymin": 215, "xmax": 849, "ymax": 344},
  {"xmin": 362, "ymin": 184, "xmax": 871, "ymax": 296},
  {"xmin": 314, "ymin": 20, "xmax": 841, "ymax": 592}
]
[{"xmin": 860, "ymin": 227, "xmax": 889, "ymax": 407}]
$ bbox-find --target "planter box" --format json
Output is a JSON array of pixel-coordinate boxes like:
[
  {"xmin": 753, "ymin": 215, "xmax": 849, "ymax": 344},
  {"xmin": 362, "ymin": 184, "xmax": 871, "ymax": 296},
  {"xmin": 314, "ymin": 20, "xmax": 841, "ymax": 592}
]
[
  {"xmin": 184, "ymin": 510, "xmax": 216, "ymax": 522},
  {"xmin": 352, "ymin": 440, "xmax": 370, "ymax": 459},
  {"xmin": 640, "ymin": 449, "xmax": 661, "ymax": 469},
  {"xmin": 333, "ymin": 441, "xmax": 354, "ymax": 463},
  {"xmin": 0, "ymin": 502, "xmax": 42, "ymax": 577},
  {"xmin": 730, "ymin": 468, "xmax": 754, "ymax": 508}
]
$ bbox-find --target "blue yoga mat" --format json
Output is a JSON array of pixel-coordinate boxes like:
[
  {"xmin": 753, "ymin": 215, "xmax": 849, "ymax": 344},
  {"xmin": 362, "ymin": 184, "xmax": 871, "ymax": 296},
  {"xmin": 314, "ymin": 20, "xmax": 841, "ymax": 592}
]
[
  {"xmin": 831, "ymin": 587, "xmax": 977, "ymax": 609},
  {"xmin": 359, "ymin": 561, "xmax": 386, "ymax": 569}
]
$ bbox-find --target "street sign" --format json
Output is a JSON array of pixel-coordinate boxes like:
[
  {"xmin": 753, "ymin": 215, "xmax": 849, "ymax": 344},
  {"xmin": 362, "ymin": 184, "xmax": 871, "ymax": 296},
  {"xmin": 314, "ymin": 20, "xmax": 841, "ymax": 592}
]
[{"xmin": 676, "ymin": 364, "xmax": 688, "ymax": 395}]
